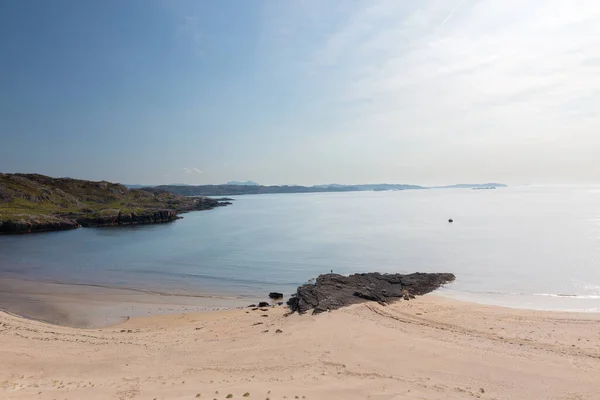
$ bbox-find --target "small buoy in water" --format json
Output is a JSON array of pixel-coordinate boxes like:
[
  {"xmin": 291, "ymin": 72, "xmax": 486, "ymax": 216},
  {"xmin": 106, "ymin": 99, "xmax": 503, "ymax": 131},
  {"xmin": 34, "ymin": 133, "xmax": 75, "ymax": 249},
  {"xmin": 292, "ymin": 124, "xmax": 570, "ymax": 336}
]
[{"xmin": 448, "ymin": 218, "xmax": 454, "ymax": 223}]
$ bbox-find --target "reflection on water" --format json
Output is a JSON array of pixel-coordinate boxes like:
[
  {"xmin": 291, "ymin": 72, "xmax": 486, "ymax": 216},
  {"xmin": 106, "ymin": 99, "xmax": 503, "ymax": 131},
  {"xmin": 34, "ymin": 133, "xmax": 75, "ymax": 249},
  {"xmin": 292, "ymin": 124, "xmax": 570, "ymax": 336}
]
[{"xmin": 1, "ymin": 186, "xmax": 600, "ymax": 311}]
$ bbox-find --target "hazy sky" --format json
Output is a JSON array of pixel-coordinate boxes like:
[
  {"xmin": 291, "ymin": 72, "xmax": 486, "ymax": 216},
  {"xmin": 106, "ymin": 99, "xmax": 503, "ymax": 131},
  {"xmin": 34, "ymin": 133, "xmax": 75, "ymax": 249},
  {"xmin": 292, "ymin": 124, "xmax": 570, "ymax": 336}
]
[{"xmin": 2, "ymin": 0, "xmax": 600, "ymax": 185}]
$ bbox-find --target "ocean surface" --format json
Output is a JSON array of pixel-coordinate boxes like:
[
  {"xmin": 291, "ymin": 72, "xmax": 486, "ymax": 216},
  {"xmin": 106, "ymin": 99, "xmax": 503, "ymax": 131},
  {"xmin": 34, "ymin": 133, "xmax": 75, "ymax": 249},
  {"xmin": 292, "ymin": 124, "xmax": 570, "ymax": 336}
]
[{"xmin": 1, "ymin": 185, "xmax": 600, "ymax": 312}]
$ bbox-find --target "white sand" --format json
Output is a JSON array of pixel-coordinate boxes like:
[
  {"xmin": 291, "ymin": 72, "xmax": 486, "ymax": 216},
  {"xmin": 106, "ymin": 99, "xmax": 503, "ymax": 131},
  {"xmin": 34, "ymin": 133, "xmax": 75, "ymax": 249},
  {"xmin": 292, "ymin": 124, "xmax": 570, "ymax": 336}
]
[{"xmin": 1, "ymin": 295, "xmax": 600, "ymax": 399}]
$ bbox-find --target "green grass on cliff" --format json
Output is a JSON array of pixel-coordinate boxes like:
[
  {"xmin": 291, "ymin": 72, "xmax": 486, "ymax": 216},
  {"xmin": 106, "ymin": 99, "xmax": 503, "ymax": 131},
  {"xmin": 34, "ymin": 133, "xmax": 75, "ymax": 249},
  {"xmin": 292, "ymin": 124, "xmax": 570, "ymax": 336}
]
[{"xmin": 0, "ymin": 173, "xmax": 192, "ymax": 223}]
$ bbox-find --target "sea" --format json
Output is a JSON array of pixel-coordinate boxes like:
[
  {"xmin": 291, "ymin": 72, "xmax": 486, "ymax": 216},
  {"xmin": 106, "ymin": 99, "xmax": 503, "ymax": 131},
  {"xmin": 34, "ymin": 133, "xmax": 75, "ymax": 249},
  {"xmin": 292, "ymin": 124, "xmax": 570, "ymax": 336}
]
[{"xmin": 1, "ymin": 185, "xmax": 600, "ymax": 312}]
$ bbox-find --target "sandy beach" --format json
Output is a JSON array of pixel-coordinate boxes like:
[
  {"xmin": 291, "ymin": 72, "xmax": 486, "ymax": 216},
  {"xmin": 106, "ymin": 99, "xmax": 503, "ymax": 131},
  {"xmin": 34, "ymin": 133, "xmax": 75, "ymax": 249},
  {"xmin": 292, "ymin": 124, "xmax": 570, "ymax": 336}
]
[
  {"xmin": 2, "ymin": 295, "xmax": 600, "ymax": 400},
  {"xmin": 0, "ymin": 277, "xmax": 258, "ymax": 328}
]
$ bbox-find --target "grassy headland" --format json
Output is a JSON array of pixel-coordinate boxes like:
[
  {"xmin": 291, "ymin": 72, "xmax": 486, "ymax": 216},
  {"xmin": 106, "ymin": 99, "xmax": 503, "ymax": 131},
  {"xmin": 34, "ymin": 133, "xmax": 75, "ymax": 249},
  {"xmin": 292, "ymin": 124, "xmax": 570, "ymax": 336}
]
[{"xmin": 0, "ymin": 173, "xmax": 229, "ymax": 234}]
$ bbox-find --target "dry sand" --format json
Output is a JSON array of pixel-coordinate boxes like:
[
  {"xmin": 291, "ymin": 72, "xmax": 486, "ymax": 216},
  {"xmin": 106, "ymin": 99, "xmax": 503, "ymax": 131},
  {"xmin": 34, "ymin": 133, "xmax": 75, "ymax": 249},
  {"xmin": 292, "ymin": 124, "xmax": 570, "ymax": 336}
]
[{"xmin": 1, "ymin": 295, "xmax": 600, "ymax": 400}]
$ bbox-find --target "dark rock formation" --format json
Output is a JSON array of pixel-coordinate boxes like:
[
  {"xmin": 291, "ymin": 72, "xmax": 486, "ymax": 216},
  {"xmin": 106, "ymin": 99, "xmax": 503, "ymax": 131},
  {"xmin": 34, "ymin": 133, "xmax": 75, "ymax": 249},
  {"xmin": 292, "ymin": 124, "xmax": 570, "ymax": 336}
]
[
  {"xmin": 287, "ymin": 272, "xmax": 455, "ymax": 314},
  {"xmin": 0, "ymin": 217, "xmax": 80, "ymax": 234},
  {"xmin": 258, "ymin": 302, "xmax": 270, "ymax": 308},
  {"xmin": 77, "ymin": 210, "xmax": 179, "ymax": 227},
  {"xmin": 268, "ymin": 292, "xmax": 284, "ymax": 300}
]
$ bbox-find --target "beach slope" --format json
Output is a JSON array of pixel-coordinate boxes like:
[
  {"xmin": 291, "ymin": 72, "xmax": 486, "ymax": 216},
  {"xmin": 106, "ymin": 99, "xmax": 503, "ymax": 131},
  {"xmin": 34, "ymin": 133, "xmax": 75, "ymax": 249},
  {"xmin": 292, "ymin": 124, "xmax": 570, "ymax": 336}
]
[{"xmin": 1, "ymin": 296, "xmax": 599, "ymax": 399}]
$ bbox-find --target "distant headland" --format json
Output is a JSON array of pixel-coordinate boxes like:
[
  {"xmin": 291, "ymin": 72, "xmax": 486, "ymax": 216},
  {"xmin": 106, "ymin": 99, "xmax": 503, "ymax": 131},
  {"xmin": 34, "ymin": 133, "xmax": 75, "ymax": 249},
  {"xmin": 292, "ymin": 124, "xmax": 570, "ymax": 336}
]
[
  {"xmin": 141, "ymin": 182, "xmax": 507, "ymax": 196},
  {"xmin": 226, "ymin": 180, "xmax": 260, "ymax": 186}
]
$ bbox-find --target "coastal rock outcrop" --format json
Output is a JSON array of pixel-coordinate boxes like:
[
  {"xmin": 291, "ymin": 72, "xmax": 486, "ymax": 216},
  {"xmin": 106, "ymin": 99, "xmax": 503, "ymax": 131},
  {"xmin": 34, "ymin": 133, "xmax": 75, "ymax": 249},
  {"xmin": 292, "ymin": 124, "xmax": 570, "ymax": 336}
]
[
  {"xmin": 0, "ymin": 215, "xmax": 80, "ymax": 234},
  {"xmin": 77, "ymin": 210, "xmax": 179, "ymax": 227},
  {"xmin": 287, "ymin": 272, "xmax": 455, "ymax": 314}
]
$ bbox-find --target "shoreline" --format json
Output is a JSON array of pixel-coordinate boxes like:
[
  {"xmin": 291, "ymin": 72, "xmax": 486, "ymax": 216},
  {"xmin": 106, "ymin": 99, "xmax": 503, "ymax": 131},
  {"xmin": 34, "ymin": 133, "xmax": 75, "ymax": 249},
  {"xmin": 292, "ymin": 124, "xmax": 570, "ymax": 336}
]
[
  {"xmin": 436, "ymin": 287, "xmax": 600, "ymax": 313},
  {"xmin": 0, "ymin": 277, "xmax": 262, "ymax": 328},
  {"xmin": 3, "ymin": 275, "xmax": 600, "ymax": 329},
  {"xmin": 2, "ymin": 295, "xmax": 599, "ymax": 399}
]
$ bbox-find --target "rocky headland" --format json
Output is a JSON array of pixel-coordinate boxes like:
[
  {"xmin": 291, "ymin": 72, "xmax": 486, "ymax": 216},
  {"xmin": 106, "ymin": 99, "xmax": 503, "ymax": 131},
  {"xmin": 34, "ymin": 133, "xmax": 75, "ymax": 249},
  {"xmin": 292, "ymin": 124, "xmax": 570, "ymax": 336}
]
[
  {"xmin": 287, "ymin": 272, "xmax": 456, "ymax": 314},
  {"xmin": 0, "ymin": 173, "xmax": 230, "ymax": 234}
]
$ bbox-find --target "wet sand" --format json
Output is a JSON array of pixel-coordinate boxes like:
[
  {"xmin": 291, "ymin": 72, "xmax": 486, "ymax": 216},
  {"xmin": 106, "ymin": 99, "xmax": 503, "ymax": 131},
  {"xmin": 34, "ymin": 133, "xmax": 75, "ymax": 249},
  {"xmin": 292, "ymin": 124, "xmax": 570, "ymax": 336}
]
[
  {"xmin": 0, "ymin": 277, "xmax": 259, "ymax": 328},
  {"xmin": 1, "ymin": 295, "xmax": 600, "ymax": 399}
]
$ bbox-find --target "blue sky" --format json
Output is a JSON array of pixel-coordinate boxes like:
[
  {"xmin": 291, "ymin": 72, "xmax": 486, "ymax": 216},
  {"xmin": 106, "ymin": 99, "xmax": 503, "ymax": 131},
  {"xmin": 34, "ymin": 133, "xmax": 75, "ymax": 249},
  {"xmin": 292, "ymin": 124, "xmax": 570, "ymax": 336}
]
[{"xmin": 2, "ymin": 1, "xmax": 600, "ymax": 185}]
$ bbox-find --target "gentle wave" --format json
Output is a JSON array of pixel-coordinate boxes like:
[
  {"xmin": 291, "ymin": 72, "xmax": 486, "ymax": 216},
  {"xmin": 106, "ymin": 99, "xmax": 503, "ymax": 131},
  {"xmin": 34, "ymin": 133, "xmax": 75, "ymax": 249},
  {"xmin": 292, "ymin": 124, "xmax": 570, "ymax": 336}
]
[
  {"xmin": 531, "ymin": 293, "xmax": 600, "ymax": 299},
  {"xmin": 445, "ymin": 289, "xmax": 600, "ymax": 300}
]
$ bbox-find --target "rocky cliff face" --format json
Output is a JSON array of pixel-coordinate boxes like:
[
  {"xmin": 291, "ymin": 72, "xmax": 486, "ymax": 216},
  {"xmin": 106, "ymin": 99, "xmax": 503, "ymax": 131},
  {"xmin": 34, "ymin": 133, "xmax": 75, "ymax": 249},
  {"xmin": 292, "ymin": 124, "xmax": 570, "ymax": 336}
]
[
  {"xmin": 0, "ymin": 216, "xmax": 80, "ymax": 234},
  {"xmin": 0, "ymin": 173, "xmax": 230, "ymax": 234},
  {"xmin": 77, "ymin": 210, "xmax": 179, "ymax": 227},
  {"xmin": 287, "ymin": 272, "xmax": 456, "ymax": 314}
]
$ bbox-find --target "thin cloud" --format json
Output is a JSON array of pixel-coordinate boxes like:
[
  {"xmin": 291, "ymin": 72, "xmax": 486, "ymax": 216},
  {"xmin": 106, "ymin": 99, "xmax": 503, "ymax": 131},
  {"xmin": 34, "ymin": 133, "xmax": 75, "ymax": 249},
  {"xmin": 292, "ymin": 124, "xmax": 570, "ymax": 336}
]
[
  {"xmin": 434, "ymin": 1, "xmax": 463, "ymax": 36},
  {"xmin": 258, "ymin": 0, "xmax": 600, "ymax": 183},
  {"xmin": 183, "ymin": 167, "xmax": 202, "ymax": 174}
]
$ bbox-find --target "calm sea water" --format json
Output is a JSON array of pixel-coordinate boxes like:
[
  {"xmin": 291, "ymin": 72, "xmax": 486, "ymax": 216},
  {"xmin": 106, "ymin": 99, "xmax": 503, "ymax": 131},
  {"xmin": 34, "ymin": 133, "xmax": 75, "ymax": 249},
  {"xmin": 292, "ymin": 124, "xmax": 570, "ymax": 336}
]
[{"xmin": 1, "ymin": 186, "xmax": 600, "ymax": 311}]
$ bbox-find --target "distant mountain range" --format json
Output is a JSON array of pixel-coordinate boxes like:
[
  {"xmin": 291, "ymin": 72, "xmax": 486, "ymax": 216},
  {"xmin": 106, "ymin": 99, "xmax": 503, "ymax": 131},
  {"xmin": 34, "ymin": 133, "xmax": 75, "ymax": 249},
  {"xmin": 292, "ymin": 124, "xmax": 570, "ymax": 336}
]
[
  {"xmin": 143, "ymin": 182, "xmax": 506, "ymax": 196},
  {"xmin": 226, "ymin": 181, "xmax": 260, "ymax": 186}
]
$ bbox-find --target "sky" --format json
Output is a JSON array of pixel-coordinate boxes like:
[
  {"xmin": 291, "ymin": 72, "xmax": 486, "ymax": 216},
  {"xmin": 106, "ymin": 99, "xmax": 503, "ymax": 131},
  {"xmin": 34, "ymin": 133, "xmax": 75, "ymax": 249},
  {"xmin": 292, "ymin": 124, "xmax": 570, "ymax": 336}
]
[{"xmin": 1, "ymin": 0, "xmax": 600, "ymax": 186}]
